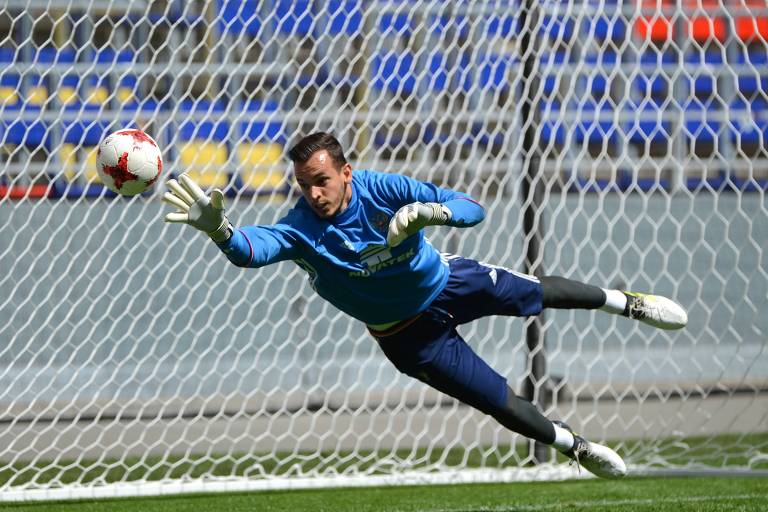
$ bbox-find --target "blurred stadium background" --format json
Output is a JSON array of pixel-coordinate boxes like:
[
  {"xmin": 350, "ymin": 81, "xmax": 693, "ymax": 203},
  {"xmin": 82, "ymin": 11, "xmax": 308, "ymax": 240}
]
[{"xmin": 0, "ymin": 0, "xmax": 767, "ymax": 502}]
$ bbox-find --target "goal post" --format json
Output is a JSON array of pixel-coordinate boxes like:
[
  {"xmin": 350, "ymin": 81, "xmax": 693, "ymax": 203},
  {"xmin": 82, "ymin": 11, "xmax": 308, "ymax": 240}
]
[{"xmin": 1, "ymin": 0, "xmax": 767, "ymax": 501}]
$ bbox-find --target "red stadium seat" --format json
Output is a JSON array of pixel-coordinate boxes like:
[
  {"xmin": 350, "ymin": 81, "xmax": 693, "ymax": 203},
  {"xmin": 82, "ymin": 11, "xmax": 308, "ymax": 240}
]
[
  {"xmin": 687, "ymin": 0, "xmax": 726, "ymax": 42},
  {"xmin": 635, "ymin": 0, "xmax": 675, "ymax": 42},
  {"xmin": 735, "ymin": 0, "xmax": 768, "ymax": 43}
]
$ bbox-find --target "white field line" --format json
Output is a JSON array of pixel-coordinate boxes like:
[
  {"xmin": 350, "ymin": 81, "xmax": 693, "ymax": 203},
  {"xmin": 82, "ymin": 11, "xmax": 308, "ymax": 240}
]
[{"xmin": 408, "ymin": 493, "xmax": 765, "ymax": 512}]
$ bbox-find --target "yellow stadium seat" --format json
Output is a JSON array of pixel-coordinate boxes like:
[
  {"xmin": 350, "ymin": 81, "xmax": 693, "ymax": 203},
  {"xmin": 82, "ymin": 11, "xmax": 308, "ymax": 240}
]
[
  {"xmin": 0, "ymin": 86, "xmax": 18, "ymax": 104},
  {"xmin": 61, "ymin": 144, "xmax": 78, "ymax": 181},
  {"xmin": 84, "ymin": 146, "xmax": 100, "ymax": 182},
  {"xmin": 61, "ymin": 144, "xmax": 101, "ymax": 184},
  {"xmin": 84, "ymin": 86, "xmax": 109, "ymax": 105},
  {"xmin": 27, "ymin": 85, "xmax": 48, "ymax": 106},
  {"xmin": 179, "ymin": 140, "xmax": 229, "ymax": 189},
  {"xmin": 58, "ymin": 86, "xmax": 77, "ymax": 106},
  {"xmin": 236, "ymin": 142, "xmax": 285, "ymax": 192}
]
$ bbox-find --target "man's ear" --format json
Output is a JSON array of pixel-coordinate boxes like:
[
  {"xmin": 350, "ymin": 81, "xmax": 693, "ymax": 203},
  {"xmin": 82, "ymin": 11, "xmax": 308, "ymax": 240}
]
[{"xmin": 341, "ymin": 163, "xmax": 353, "ymax": 183}]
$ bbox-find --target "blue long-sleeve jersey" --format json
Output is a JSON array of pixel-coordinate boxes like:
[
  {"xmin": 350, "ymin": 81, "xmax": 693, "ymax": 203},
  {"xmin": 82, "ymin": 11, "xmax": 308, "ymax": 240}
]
[{"xmin": 216, "ymin": 170, "xmax": 485, "ymax": 324}]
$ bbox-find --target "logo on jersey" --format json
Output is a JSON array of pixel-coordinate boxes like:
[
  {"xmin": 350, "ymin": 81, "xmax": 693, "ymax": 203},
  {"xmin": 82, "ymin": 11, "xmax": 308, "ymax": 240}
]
[
  {"xmin": 370, "ymin": 211, "xmax": 390, "ymax": 233},
  {"xmin": 349, "ymin": 244, "xmax": 415, "ymax": 277}
]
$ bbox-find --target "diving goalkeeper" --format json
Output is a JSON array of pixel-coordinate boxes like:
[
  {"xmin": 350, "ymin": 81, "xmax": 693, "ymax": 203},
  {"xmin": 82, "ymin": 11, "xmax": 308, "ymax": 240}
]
[{"xmin": 163, "ymin": 132, "xmax": 687, "ymax": 479}]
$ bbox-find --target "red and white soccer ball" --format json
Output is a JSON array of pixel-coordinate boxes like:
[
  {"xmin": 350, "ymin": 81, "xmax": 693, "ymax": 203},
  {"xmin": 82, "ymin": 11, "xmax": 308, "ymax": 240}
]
[{"xmin": 96, "ymin": 129, "xmax": 163, "ymax": 196}]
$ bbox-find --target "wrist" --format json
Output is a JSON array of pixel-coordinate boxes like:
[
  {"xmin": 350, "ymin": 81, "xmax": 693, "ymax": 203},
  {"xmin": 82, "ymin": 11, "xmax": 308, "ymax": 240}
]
[
  {"xmin": 425, "ymin": 202, "xmax": 451, "ymax": 225},
  {"xmin": 208, "ymin": 220, "xmax": 233, "ymax": 243}
]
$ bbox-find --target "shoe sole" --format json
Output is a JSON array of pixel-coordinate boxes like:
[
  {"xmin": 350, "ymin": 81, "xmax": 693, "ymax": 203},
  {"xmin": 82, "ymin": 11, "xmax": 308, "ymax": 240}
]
[{"xmin": 581, "ymin": 442, "xmax": 628, "ymax": 479}]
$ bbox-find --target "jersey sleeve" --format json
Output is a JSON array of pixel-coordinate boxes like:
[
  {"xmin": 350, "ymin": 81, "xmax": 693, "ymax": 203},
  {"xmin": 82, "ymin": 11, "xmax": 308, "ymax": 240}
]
[
  {"xmin": 364, "ymin": 170, "xmax": 485, "ymax": 227},
  {"xmin": 215, "ymin": 223, "xmax": 300, "ymax": 268}
]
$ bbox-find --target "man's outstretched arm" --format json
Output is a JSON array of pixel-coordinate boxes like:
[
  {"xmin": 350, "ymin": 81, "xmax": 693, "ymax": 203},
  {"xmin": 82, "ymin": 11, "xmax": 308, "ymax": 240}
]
[{"xmin": 162, "ymin": 174, "xmax": 299, "ymax": 268}]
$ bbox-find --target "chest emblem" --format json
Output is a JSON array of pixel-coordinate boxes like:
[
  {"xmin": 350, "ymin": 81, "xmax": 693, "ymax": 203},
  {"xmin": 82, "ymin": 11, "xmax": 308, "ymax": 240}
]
[{"xmin": 371, "ymin": 211, "xmax": 390, "ymax": 233}]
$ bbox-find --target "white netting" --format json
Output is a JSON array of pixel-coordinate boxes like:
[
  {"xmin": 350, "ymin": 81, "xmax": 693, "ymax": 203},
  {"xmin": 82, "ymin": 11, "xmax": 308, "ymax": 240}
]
[{"xmin": 1, "ymin": 0, "xmax": 767, "ymax": 500}]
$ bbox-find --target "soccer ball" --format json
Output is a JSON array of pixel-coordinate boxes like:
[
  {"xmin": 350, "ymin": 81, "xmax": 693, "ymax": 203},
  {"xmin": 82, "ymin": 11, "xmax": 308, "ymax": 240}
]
[{"xmin": 96, "ymin": 129, "xmax": 163, "ymax": 196}]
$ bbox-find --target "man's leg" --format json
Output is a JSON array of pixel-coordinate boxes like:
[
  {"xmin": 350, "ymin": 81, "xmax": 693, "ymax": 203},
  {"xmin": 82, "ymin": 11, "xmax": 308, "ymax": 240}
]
[
  {"xmin": 371, "ymin": 319, "xmax": 626, "ymax": 479},
  {"xmin": 540, "ymin": 275, "xmax": 687, "ymax": 330}
]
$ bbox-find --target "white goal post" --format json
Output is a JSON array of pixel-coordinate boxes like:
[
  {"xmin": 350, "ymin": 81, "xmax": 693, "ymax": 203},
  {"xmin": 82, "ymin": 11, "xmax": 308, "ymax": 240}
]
[{"xmin": 1, "ymin": 0, "xmax": 767, "ymax": 501}]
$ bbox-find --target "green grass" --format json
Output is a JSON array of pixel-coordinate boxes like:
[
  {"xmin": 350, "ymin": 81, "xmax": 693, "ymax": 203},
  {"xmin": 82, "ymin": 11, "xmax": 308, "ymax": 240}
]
[
  {"xmin": 2, "ymin": 432, "xmax": 766, "ymax": 488},
  {"xmin": 0, "ymin": 433, "xmax": 766, "ymax": 510},
  {"xmin": 1, "ymin": 476, "xmax": 766, "ymax": 512}
]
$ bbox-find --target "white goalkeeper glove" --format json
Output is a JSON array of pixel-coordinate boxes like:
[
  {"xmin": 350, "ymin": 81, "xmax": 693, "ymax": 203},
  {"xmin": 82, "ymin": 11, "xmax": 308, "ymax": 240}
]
[
  {"xmin": 162, "ymin": 173, "xmax": 232, "ymax": 243},
  {"xmin": 387, "ymin": 202, "xmax": 452, "ymax": 247}
]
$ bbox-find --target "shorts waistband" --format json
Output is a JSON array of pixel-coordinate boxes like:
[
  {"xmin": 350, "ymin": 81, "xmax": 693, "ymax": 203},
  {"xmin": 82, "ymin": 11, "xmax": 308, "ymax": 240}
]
[{"xmin": 366, "ymin": 313, "xmax": 424, "ymax": 337}]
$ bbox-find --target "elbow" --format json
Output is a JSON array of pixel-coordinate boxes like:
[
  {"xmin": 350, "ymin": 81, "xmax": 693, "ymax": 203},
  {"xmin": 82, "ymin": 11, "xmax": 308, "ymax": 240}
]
[{"xmin": 475, "ymin": 205, "xmax": 486, "ymax": 224}]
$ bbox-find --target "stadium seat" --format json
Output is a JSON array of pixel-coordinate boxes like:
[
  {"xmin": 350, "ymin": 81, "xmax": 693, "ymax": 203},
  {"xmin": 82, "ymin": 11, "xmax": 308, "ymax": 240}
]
[
  {"xmin": 216, "ymin": 0, "xmax": 263, "ymax": 37},
  {"xmin": 275, "ymin": 0, "xmax": 314, "ymax": 37},
  {"xmin": 625, "ymin": 100, "xmax": 672, "ymax": 146},
  {"xmin": 178, "ymin": 99, "xmax": 231, "ymax": 189},
  {"xmin": 539, "ymin": 100, "xmax": 566, "ymax": 147},
  {"xmin": 321, "ymin": 0, "xmax": 362, "ymax": 36},
  {"xmin": 635, "ymin": 0, "xmax": 675, "ymax": 42},
  {"xmin": 735, "ymin": 0, "xmax": 768, "ymax": 43},
  {"xmin": 378, "ymin": 10, "xmax": 414, "ymax": 38},
  {"xmin": 575, "ymin": 99, "xmax": 617, "ymax": 147},
  {"xmin": 0, "ymin": 49, "xmax": 22, "ymax": 146},
  {"xmin": 236, "ymin": 99, "xmax": 287, "ymax": 194},
  {"xmin": 581, "ymin": 51, "xmax": 619, "ymax": 99},
  {"xmin": 686, "ymin": 0, "xmax": 726, "ymax": 43},
  {"xmin": 539, "ymin": 15, "xmax": 576, "ymax": 44},
  {"xmin": 685, "ymin": 49, "xmax": 723, "ymax": 99},
  {"xmin": 370, "ymin": 50, "xmax": 417, "ymax": 97},
  {"xmin": 541, "ymin": 50, "xmax": 567, "ymax": 98},
  {"xmin": 683, "ymin": 98, "xmax": 721, "ymax": 158},
  {"xmin": 729, "ymin": 97, "xmax": 768, "ymax": 155},
  {"xmin": 583, "ymin": 7, "xmax": 626, "ymax": 43},
  {"xmin": 636, "ymin": 49, "xmax": 675, "ymax": 99},
  {"xmin": 736, "ymin": 48, "xmax": 768, "ymax": 98}
]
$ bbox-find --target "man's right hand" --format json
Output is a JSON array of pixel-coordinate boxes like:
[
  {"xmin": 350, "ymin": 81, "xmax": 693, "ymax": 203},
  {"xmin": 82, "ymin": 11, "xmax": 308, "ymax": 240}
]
[{"xmin": 162, "ymin": 174, "xmax": 232, "ymax": 243}]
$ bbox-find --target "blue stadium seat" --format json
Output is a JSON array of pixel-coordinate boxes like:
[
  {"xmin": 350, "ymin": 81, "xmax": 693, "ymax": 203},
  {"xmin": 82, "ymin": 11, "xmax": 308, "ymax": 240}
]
[
  {"xmin": 0, "ymin": 49, "xmax": 22, "ymax": 147},
  {"xmin": 423, "ymin": 51, "xmax": 448, "ymax": 93},
  {"xmin": 583, "ymin": 10, "xmax": 626, "ymax": 42},
  {"xmin": 216, "ymin": 0, "xmax": 262, "ymax": 37},
  {"xmin": 178, "ymin": 99, "xmax": 231, "ymax": 189},
  {"xmin": 729, "ymin": 97, "xmax": 768, "ymax": 150},
  {"xmin": 275, "ymin": 0, "xmax": 314, "ymax": 36},
  {"xmin": 636, "ymin": 49, "xmax": 675, "ymax": 99},
  {"xmin": 541, "ymin": 50, "xmax": 567, "ymax": 98},
  {"xmin": 428, "ymin": 13, "xmax": 472, "ymax": 43},
  {"xmin": 685, "ymin": 50, "xmax": 722, "ymax": 99},
  {"xmin": 486, "ymin": 13, "xmax": 518, "ymax": 41},
  {"xmin": 539, "ymin": 13, "xmax": 575, "ymax": 42},
  {"xmin": 17, "ymin": 47, "xmax": 72, "ymax": 149},
  {"xmin": 539, "ymin": 100, "xmax": 566, "ymax": 147},
  {"xmin": 581, "ymin": 51, "xmax": 618, "ymax": 98},
  {"xmin": 736, "ymin": 48, "xmax": 768, "ymax": 98},
  {"xmin": 236, "ymin": 98, "xmax": 287, "ymax": 195},
  {"xmin": 626, "ymin": 99, "xmax": 672, "ymax": 145},
  {"xmin": 322, "ymin": 0, "xmax": 362, "ymax": 36},
  {"xmin": 378, "ymin": 10, "xmax": 414, "ymax": 37},
  {"xmin": 683, "ymin": 98, "xmax": 721, "ymax": 163},
  {"xmin": 371, "ymin": 50, "xmax": 417, "ymax": 96},
  {"xmin": 575, "ymin": 99, "xmax": 617, "ymax": 146}
]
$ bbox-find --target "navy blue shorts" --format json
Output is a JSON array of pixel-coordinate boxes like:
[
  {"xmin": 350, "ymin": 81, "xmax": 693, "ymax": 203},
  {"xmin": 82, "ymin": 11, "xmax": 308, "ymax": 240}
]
[{"xmin": 369, "ymin": 256, "xmax": 543, "ymax": 415}]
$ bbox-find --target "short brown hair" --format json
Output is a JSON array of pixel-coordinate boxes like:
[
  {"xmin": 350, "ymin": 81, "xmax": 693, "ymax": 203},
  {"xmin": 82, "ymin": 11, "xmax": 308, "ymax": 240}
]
[{"xmin": 287, "ymin": 132, "xmax": 347, "ymax": 168}]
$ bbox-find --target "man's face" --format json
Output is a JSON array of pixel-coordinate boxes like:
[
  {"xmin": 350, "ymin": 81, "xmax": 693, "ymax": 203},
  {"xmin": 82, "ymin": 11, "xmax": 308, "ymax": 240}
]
[{"xmin": 294, "ymin": 150, "xmax": 353, "ymax": 219}]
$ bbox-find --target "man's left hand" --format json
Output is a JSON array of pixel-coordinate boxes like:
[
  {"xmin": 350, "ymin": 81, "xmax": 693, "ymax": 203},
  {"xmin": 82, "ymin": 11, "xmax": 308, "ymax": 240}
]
[{"xmin": 387, "ymin": 202, "xmax": 451, "ymax": 247}]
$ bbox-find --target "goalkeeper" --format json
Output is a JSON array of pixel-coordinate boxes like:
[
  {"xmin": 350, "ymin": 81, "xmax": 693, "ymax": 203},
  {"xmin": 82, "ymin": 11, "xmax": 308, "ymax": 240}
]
[{"xmin": 163, "ymin": 132, "xmax": 687, "ymax": 479}]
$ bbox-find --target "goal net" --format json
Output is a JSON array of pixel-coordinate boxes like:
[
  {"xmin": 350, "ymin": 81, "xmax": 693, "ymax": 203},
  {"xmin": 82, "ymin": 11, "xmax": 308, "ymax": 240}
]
[{"xmin": 1, "ymin": 0, "xmax": 766, "ymax": 501}]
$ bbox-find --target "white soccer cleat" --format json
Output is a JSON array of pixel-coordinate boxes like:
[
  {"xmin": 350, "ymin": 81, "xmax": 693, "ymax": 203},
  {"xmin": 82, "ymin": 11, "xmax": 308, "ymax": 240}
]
[
  {"xmin": 623, "ymin": 292, "xmax": 688, "ymax": 330},
  {"xmin": 554, "ymin": 421, "xmax": 627, "ymax": 479}
]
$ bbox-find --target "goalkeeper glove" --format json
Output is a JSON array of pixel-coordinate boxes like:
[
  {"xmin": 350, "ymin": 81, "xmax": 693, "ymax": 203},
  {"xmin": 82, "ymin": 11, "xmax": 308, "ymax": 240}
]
[
  {"xmin": 387, "ymin": 202, "xmax": 452, "ymax": 247},
  {"xmin": 162, "ymin": 173, "xmax": 232, "ymax": 243}
]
